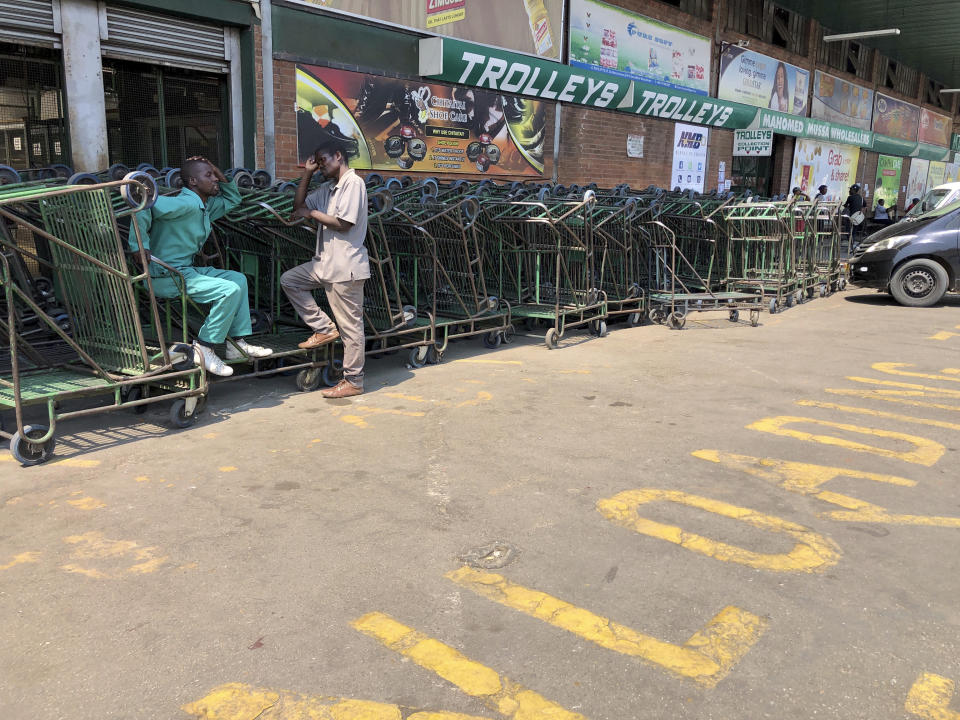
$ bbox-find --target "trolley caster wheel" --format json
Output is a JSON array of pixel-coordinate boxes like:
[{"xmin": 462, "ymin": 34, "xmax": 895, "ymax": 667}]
[
  {"xmin": 750, "ymin": 309, "xmax": 760, "ymax": 327},
  {"xmin": 408, "ymin": 346, "xmax": 429, "ymax": 368},
  {"xmin": 33, "ymin": 277, "xmax": 53, "ymax": 296},
  {"xmin": 426, "ymin": 346, "xmax": 443, "ymax": 364},
  {"xmin": 53, "ymin": 313, "xmax": 72, "ymax": 335},
  {"xmin": 122, "ymin": 386, "xmax": 149, "ymax": 414},
  {"xmin": 728, "ymin": 310, "xmax": 740, "ymax": 323},
  {"xmin": 666, "ymin": 312, "xmax": 686, "ymax": 330},
  {"xmin": 627, "ymin": 312, "xmax": 642, "ymax": 327},
  {"xmin": 168, "ymin": 343, "xmax": 196, "ymax": 372},
  {"xmin": 768, "ymin": 298, "xmax": 777, "ymax": 314},
  {"xmin": 249, "ymin": 309, "xmax": 272, "ymax": 334},
  {"xmin": 402, "ymin": 305, "xmax": 418, "ymax": 328},
  {"xmin": 169, "ymin": 399, "xmax": 200, "ymax": 429},
  {"xmin": 296, "ymin": 367, "xmax": 322, "ymax": 392},
  {"xmin": 544, "ymin": 327, "xmax": 559, "ymax": 349},
  {"xmin": 648, "ymin": 307, "xmax": 666, "ymax": 325},
  {"xmin": 501, "ymin": 325, "xmax": 516, "ymax": 344},
  {"xmin": 321, "ymin": 360, "xmax": 343, "ymax": 387},
  {"xmin": 10, "ymin": 425, "xmax": 55, "ymax": 466},
  {"xmin": 589, "ymin": 319, "xmax": 608, "ymax": 337},
  {"xmin": 839, "ymin": 278, "xmax": 847, "ymax": 291},
  {"xmin": 482, "ymin": 331, "xmax": 502, "ymax": 349},
  {"xmin": 819, "ymin": 285, "xmax": 827, "ymax": 297},
  {"xmin": 807, "ymin": 286, "xmax": 816, "ymax": 300},
  {"xmin": 785, "ymin": 293, "xmax": 795, "ymax": 308}
]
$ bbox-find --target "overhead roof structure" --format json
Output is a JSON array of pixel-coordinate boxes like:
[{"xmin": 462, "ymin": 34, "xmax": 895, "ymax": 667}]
[{"xmin": 775, "ymin": 0, "xmax": 960, "ymax": 87}]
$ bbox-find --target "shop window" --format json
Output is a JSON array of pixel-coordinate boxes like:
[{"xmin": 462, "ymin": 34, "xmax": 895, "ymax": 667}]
[
  {"xmin": 731, "ymin": 156, "xmax": 773, "ymax": 197},
  {"xmin": 0, "ymin": 42, "xmax": 69, "ymax": 169},
  {"xmin": 817, "ymin": 35, "xmax": 872, "ymax": 81},
  {"xmin": 650, "ymin": 0, "xmax": 711, "ymax": 21},
  {"xmin": 103, "ymin": 59, "xmax": 228, "ymax": 170},
  {"xmin": 925, "ymin": 79, "xmax": 954, "ymax": 113},
  {"xmin": 880, "ymin": 57, "xmax": 919, "ymax": 98},
  {"xmin": 727, "ymin": 0, "xmax": 807, "ymax": 56}
]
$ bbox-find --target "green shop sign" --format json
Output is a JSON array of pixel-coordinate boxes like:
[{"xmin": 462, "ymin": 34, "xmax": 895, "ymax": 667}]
[{"xmin": 418, "ymin": 37, "xmax": 953, "ymax": 157}]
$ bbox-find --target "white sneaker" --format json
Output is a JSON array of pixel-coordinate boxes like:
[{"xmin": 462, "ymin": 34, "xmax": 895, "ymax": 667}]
[
  {"xmin": 193, "ymin": 342, "xmax": 234, "ymax": 377},
  {"xmin": 225, "ymin": 338, "xmax": 273, "ymax": 360}
]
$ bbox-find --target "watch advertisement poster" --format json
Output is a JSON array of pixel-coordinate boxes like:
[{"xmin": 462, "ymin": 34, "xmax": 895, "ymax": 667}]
[
  {"xmin": 717, "ymin": 45, "xmax": 808, "ymax": 115},
  {"xmin": 568, "ymin": 0, "xmax": 711, "ymax": 95},
  {"xmin": 671, "ymin": 122, "xmax": 709, "ymax": 193},
  {"xmin": 295, "ymin": 65, "xmax": 546, "ymax": 176}
]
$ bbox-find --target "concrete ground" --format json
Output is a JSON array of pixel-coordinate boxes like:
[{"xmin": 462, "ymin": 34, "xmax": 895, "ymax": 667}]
[{"xmin": 3, "ymin": 287, "xmax": 960, "ymax": 720}]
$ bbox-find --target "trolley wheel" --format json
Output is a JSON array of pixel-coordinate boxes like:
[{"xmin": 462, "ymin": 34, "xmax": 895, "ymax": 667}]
[
  {"xmin": 627, "ymin": 312, "xmax": 642, "ymax": 327},
  {"xmin": 169, "ymin": 343, "xmax": 196, "ymax": 372},
  {"xmin": 169, "ymin": 398, "xmax": 200, "ymax": 428},
  {"xmin": 807, "ymin": 286, "xmax": 816, "ymax": 299},
  {"xmin": 67, "ymin": 172, "xmax": 99, "ymax": 185},
  {"xmin": 728, "ymin": 310, "xmax": 740, "ymax": 323},
  {"xmin": 0, "ymin": 165, "xmax": 21, "ymax": 185},
  {"xmin": 648, "ymin": 307, "xmax": 666, "ymax": 325},
  {"xmin": 426, "ymin": 346, "xmax": 443, "ymax": 364},
  {"xmin": 123, "ymin": 385, "xmax": 148, "ymax": 414},
  {"xmin": 402, "ymin": 305, "xmax": 418, "ymax": 327},
  {"xmin": 121, "ymin": 171, "xmax": 158, "ymax": 211},
  {"xmin": 164, "ymin": 168, "xmax": 183, "ymax": 189},
  {"xmin": 666, "ymin": 312, "xmax": 686, "ymax": 330},
  {"xmin": 768, "ymin": 298, "xmax": 777, "ymax": 314},
  {"xmin": 52, "ymin": 313, "xmax": 72, "ymax": 335},
  {"xmin": 10, "ymin": 425, "xmax": 55, "ymax": 465},
  {"xmin": 589, "ymin": 319, "xmax": 608, "ymax": 337},
  {"xmin": 50, "ymin": 163, "xmax": 73, "ymax": 178},
  {"xmin": 408, "ymin": 346, "xmax": 429, "ymax": 368},
  {"xmin": 296, "ymin": 367, "xmax": 322, "ymax": 392},
  {"xmin": 249, "ymin": 309, "xmax": 272, "ymax": 334},
  {"xmin": 278, "ymin": 181, "xmax": 299, "ymax": 195},
  {"xmin": 252, "ymin": 169, "xmax": 272, "ymax": 189},
  {"xmin": 839, "ymin": 278, "xmax": 847, "ymax": 291},
  {"xmin": 502, "ymin": 324, "xmax": 516, "ymax": 344},
  {"xmin": 136, "ymin": 162, "xmax": 157, "ymax": 172},
  {"xmin": 785, "ymin": 293, "xmax": 795, "ymax": 308},
  {"xmin": 750, "ymin": 309, "xmax": 760, "ymax": 327},
  {"xmin": 108, "ymin": 163, "xmax": 130, "ymax": 181},
  {"xmin": 321, "ymin": 360, "xmax": 343, "ymax": 387},
  {"xmin": 544, "ymin": 327, "xmax": 559, "ymax": 349},
  {"xmin": 33, "ymin": 277, "xmax": 54, "ymax": 296},
  {"xmin": 232, "ymin": 170, "xmax": 255, "ymax": 189},
  {"xmin": 482, "ymin": 331, "xmax": 502, "ymax": 349},
  {"xmin": 820, "ymin": 284, "xmax": 827, "ymax": 297}
]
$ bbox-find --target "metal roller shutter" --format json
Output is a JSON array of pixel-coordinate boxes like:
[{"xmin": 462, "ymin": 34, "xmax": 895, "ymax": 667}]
[
  {"xmin": 100, "ymin": 4, "xmax": 228, "ymax": 73},
  {"xmin": 0, "ymin": 0, "xmax": 60, "ymax": 47}
]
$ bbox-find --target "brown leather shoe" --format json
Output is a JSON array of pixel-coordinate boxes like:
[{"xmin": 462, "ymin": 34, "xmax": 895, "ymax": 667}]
[
  {"xmin": 321, "ymin": 379, "xmax": 363, "ymax": 398},
  {"xmin": 298, "ymin": 330, "xmax": 339, "ymax": 349}
]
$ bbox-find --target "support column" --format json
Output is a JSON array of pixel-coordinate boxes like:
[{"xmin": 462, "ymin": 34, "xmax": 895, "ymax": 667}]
[{"xmin": 60, "ymin": 0, "xmax": 108, "ymax": 172}]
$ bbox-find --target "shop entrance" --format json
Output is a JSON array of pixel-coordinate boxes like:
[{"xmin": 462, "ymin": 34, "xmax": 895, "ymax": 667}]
[{"xmin": 731, "ymin": 155, "xmax": 773, "ymax": 197}]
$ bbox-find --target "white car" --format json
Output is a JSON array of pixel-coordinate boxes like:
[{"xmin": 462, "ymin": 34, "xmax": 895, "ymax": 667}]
[{"xmin": 905, "ymin": 182, "xmax": 960, "ymax": 218}]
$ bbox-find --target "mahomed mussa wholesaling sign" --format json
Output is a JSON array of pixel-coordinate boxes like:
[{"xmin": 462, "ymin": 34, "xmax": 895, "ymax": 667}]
[{"xmin": 417, "ymin": 37, "xmax": 958, "ymax": 159}]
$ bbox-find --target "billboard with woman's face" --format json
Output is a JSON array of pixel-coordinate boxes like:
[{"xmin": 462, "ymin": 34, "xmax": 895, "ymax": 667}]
[{"xmin": 717, "ymin": 45, "xmax": 808, "ymax": 116}]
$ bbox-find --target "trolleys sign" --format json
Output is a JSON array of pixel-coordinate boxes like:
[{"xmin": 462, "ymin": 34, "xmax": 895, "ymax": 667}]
[{"xmin": 734, "ymin": 129, "xmax": 773, "ymax": 156}]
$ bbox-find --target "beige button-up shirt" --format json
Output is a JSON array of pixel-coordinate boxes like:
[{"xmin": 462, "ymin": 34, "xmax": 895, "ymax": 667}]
[{"xmin": 305, "ymin": 168, "xmax": 370, "ymax": 283}]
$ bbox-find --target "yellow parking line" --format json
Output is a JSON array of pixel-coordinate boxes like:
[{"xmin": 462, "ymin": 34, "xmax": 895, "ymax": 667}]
[
  {"xmin": 446, "ymin": 566, "xmax": 767, "ymax": 687},
  {"xmin": 796, "ymin": 400, "xmax": 960, "ymax": 431},
  {"xmin": 905, "ymin": 673, "xmax": 960, "ymax": 719},
  {"xmin": 0, "ymin": 455, "xmax": 101, "ymax": 468},
  {"xmin": 182, "ymin": 682, "xmax": 495, "ymax": 719},
  {"xmin": 352, "ymin": 612, "xmax": 586, "ymax": 720}
]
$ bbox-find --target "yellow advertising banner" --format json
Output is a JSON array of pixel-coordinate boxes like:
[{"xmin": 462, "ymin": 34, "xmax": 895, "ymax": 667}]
[{"xmin": 295, "ymin": 0, "xmax": 564, "ymax": 59}]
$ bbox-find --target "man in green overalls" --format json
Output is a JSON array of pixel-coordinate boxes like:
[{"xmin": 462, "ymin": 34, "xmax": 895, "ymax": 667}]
[{"xmin": 130, "ymin": 157, "xmax": 271, "ymax": 376}]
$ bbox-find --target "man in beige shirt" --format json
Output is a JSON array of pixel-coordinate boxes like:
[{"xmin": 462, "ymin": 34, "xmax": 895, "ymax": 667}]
[{"xmin": 282, "ymin": 128, "xmax": 369, "ymax": 399}]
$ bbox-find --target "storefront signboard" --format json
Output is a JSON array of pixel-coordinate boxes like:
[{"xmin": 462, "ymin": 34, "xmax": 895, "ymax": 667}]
[
  {"xmin": 567, "ymin": 0, "xmax": 711, "ymax": 95},
  {"xmin": 918, "ymin": 107, "xmax": 952, "ymax": 148},
  {"xmin": 733, "ymin": 129, "xmax": 773, "ymax": 156},
  {"xmin": 718, "ymin": 45, "xmax": 808, "ymax": 115},
  {"xmin": 872, "ymin": 155, "xmax": 902, "ymax": 211},
  {"xmin": 872, "ymin": 93, "xmax": 920, "ymax": 143},
  {"xmin": 905, "ymin": 158, "xmax": 929, "ymax": 204},
  {"xmin": 810, "ymin": 71, "xmax": 872, "ymax": 132},
  {"xmin": 293, "ymin": 0, "xmax": 564, "ymax": 59},
  {"xmin": 671, "ymin": 123, "xmax": 708, "ymax": 192},
  {"xmin": 790, "ymin": 138, "xmax": 860, "ymax": 202},
  {"xmin": 295, "ymin": 65, "xmax": 546, "ymax": 175}
]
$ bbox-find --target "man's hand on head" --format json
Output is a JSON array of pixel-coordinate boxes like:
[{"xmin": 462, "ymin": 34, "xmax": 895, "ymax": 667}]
[{"xmin": 304, "ymin": 157, "xmax": 319, "ymax": 174}]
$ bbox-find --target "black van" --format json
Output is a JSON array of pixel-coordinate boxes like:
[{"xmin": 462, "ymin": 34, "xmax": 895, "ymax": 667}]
[{"xmin": 848, "ymin": 201, "xmax": 960, "ymax": 306}]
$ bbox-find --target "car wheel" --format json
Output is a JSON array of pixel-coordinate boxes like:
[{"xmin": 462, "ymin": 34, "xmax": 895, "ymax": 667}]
[{"xmin": 889, "ymin": 259, "xmax": 949, "ymax": 307}]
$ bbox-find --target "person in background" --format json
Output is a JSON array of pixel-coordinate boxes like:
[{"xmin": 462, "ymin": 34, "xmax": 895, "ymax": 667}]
[
  {"xmin": 873, "ymin": 198, "xmax": 889, "ymax": 221},
  {"xmin": 791, "ymin": 186, "xmax": 809, "ymax": 202},
  {"xmin": 907, "ymin": 197, "xmax": 920, "ymax": 213},
  {"xmin": 814, "ymin": 184, "xmax": 829, "ymax": 202},
  {"xmin": 281, "ymin": 125, "xmax": 369, "ymax": 399},
  {"xmin": 843, "ymin": 184, "xmax": 865, "ymax": 248},
  {"xmin": 129, "ymin": 157, "xmax": 272, "ymax": 377}
]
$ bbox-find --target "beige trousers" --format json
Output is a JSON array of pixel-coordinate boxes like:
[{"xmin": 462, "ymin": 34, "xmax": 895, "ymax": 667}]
[{"xmin": 281, "ymin": 262, "xmax": 365, "ymax": 386}]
